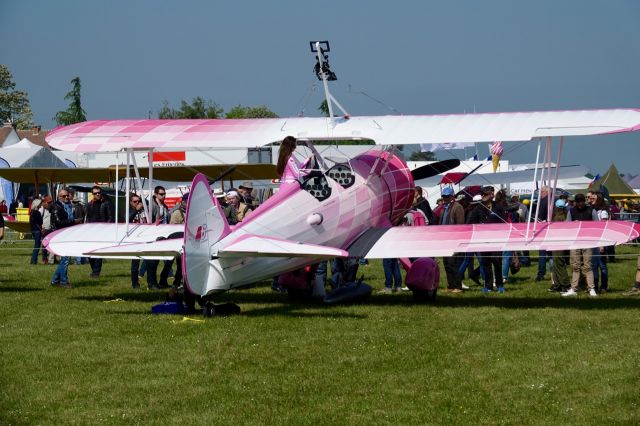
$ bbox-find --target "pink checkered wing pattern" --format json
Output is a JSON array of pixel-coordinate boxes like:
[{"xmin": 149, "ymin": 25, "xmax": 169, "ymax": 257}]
[
  {"xmin": 358, "ymin": 221, "xmax": 640, "ymax": 259},
  {"xmin": 46, "ymin": 109, "xmax": 640, "ymax": 152}
]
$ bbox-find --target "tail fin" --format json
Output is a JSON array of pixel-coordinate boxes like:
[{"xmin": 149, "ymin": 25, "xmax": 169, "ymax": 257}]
[{"xmin": 183, "ymin": 173, "xmax": 231, "ymax": 296}]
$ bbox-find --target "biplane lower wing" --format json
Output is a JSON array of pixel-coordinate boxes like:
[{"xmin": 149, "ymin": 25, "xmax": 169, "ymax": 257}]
[
  {"xmin": 218, "ymin": 234, "xmax": 348, "ymax": 259},
  {"xmin": 43, "ymin": 223, "xmax": 184, "ymax": 258},
  {"xmin": 349, "ymin": 221, "xmax": 640, "ymax": 259}
]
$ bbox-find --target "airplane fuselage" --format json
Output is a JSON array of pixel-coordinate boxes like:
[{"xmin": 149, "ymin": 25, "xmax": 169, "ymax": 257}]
[{"xmin": 199, "ymin": 149, "xmax": 414, "ymax": 294}]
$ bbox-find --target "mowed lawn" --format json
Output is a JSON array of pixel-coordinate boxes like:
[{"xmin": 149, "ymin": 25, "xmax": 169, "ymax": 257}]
[{"xmin": 1, "ymin": 239, "xmax": 640, "ymax": 425}]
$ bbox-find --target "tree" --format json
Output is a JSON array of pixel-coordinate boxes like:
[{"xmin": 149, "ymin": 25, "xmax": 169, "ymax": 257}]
[
  {"xmin": 409, "ymin": 150, "xmax": 437, "ymax": 161},
  {"xmin": 54, "ymin": 77, "xmax": 87, "ymax": 126},
  {"xmin": 0, "ymin": 64, "xmax": 34, "ymax": 129},
  {"xmin": 225, "ymin": 105, "xmax": 278, "ymax": 119},
  {"xmin": 158, "ymin": 97, "xmax": 223, "ymax": 119}
]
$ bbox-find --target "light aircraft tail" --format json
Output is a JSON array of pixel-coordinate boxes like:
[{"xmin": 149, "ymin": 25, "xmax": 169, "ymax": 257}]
[{"xmin": 183, "ymin": 173, "xmax": 232, "ymax": 297}]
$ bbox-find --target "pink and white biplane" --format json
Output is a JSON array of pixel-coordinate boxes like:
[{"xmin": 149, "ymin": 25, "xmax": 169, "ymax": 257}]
[{"xmin": 42, "ymin": 108, "xmax": 640, "ymax": 308}]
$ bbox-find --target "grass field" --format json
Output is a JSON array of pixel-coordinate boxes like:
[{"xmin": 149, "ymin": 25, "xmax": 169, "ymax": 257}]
[{"xmin": 1, "ymin": 238, "xmax": 640, "ymax": 425}]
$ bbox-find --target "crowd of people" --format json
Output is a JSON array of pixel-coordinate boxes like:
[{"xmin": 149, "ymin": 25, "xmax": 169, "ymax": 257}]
[{"xmin": 393, "ymin": 185, "xmax": 640, "ymax": 297}]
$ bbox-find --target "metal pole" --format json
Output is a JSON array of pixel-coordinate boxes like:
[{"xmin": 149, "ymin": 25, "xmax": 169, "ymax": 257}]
[
  {"xmin": 526, "ymin": 140, "xmax": 542, "ymax": 240},
  {"xmin": 115, "ymin": 152, "xmax": 119, "ymax": 242},
  {"xmin": 125, "ymin": 149, "xmax": 131, "ymax": 231}
]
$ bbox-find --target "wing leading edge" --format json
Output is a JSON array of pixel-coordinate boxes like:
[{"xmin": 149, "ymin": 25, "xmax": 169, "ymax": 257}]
[
  {"xmin": 350, "ymin": 221, "xmax": 640, "ymax": 259},
  {"xmin": 46, "ymin": 109, "xmax": 640, "ymax": 152}
]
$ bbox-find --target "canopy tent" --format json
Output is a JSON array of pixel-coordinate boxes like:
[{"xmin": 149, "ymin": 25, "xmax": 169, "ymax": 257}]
[
  {"xmin": 0, "ymin": 138, "xmax": 71, "ymax": 202},
  {"xmin": 0, "ymin": 138, "xmax": 69, "ymax": 168},
  {"xmin": 588, "ymin": 164, "xmax": 636, "ymax": 198}
]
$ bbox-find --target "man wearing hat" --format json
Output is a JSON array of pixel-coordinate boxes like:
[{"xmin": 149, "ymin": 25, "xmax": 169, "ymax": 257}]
[
  {"xmin": 439, "ymin": 186, "xmax": 465, "ymax": 293},
  {"xmin": 237, "ymin": 182, "xmax": 255, "ymax": 221},
  {"xmin": 238, "ymin": 182, "xmax": 254, "ymax": 203}
]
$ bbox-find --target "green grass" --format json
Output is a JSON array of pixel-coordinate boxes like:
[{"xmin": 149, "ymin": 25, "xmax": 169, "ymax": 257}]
[{"xmin": 1, "ymin": 238, "xmax": 640, "ymax": 425}]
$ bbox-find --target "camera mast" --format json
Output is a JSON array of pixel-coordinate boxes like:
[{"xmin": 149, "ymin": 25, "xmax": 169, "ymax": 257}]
[{"xmin": 310, "ymin": 41, "xmax": 349, "ymax": 124}]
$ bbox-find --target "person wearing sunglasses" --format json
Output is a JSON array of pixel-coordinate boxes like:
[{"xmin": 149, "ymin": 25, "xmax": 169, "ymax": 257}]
[
  {"xmin": 146, "ymin": 186, "xmax": 171, "ymax": 290},
  {"xmin": 85, "ymin": 185, "xmax": 114, "ymax": 278},
  {"xmin": 129, "ymin": 193, "xmax": 147, "ymax": 289},
  {"xmin": 49, "ymin": 188, "xmax": 82, "ymax": 288}
]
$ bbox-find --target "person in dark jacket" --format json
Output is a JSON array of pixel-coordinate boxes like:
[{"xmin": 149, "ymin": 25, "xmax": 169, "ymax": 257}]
[
  {"xmin": 49, "ymin": 188, "xmax": 82, "ymax": 287},
  {"xmin": 535, "ymin": 186, "xmax": 550, "ymax": 281},
  {"xmin": 128, "ymin": 193, "xmax": 147, "ymax": 289},
  {"xmin": 466, "ymin": 186, "xmax": 507, "ymax": 293},
  {"xmin": 29, "ymin": 198, "xmax": 43, "ymax": 265},
  {"xmin": 413, "ymin": 186, "xmax": 434, "ymax": 224},
  {"xmin": 146, "ymin": 186, "xmax": 171, "ymax": 289},
  {"xmin": 85, "ymin": 186, "xmax": 113, "ymax": 278}
]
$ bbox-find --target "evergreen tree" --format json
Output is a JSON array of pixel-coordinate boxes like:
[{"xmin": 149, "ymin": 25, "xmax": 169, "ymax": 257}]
[{"xmin": 54, "ymin": 77, "xmax": 87, "ymax": 126}]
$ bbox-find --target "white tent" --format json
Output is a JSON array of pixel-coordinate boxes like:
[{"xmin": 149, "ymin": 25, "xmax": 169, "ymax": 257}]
[
  {"xmin": 0, "ymin": 138, "xmax": 70, "ymax": 202},
  {"xmin": 0, "ymin": 138, "xmax": 69, "ymax": 168}
]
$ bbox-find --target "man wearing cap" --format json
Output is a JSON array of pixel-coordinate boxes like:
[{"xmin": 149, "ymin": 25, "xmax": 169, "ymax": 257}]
[
  {"xmin": 224, "ymin": 190, "xmax": 240, "ymax": 225},
  {"xmin": 439, "ymin": 187, "xmax": 465, "ymax": 293},
  {"xmin": 562, "ymin": 193, "xmax": 599, "ymax": 297}
]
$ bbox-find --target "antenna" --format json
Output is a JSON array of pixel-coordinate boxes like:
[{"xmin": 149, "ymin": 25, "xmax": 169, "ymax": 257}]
[{"xmin": 310, "ymin": 41, "xmax": 349, "ymax": 123}]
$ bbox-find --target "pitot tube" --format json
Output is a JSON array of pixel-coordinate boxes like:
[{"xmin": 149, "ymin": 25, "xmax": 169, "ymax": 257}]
[{"xmin": 490, "ymin": 141, "xmax": 504, "ymax": 172}]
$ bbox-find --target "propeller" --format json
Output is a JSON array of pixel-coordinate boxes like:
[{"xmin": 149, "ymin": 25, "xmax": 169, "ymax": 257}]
[{"xmin": 410, "ymin": 159, "xmax": 460, "ymax": 180}]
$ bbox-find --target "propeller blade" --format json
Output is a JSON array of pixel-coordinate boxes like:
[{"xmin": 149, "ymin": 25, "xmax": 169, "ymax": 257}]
[{"xmin": 411, "ymin": 159, "xmax": 460, "ymax": 180}]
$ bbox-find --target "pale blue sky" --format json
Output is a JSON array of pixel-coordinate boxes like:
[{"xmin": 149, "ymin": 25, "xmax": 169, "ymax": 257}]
[{"xmin": 2, "ymin": 0, "xmax": 639, "ymax": 173}]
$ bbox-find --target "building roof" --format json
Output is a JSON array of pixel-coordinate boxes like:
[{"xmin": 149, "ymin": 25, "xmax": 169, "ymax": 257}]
[
  {"xmin": 0, "ymin": 126, "xmax": 16, "ymax": 147},
  {"xmin": 16, "ymin": 128, "xmax": 50, "ymax": 148}
]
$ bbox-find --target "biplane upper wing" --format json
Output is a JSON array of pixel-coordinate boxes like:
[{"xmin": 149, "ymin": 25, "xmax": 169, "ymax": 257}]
[
  {"xmin": 45, "ymin": 109, "xmax": 640, "ymax": 152},
  {"xmin": 348, "ymin": 221, "xmax": 640, "ymax": 259},
  {"xmin": 43, "ymin": 223, "xmax": 184, "ymax": 259}
]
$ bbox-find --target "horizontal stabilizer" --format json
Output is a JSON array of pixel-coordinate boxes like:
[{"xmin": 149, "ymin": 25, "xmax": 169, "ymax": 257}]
[
  {"xmin": 43, "ymin": 223, "xmax": 184, "ymax": 258},
  {"xmin": 349, "ymin": 221, "xmax": 640, "ymax": 259},
  {"xmin": 219, "ymin": 235, "xmax": 349, "ymax": 259},
  {"xmin": 87, "ymin": 238, "xmax": 183, "ymax": 260}
]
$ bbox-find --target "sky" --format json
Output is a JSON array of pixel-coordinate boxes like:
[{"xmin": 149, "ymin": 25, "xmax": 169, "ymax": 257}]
[{"xmin": 2, "ymin": 0, "xmax": 640, "ymax": 174}]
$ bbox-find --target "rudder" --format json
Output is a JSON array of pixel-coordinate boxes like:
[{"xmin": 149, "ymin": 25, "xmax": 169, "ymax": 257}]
[{"xmin": 183, "ymin": 173, "xmax": 231, "ymax": 296}]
